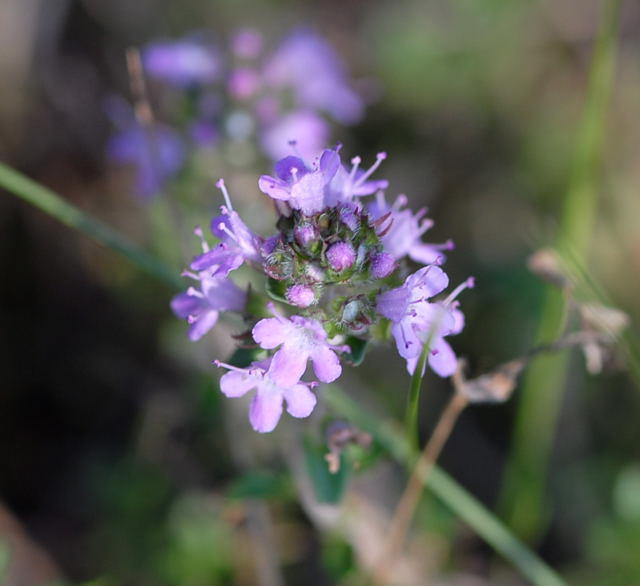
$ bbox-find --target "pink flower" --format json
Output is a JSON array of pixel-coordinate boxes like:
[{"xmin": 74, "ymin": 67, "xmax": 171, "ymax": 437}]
[{"xmin": 216, "ymin": 359, "xmax": 317, "ymax": 433}]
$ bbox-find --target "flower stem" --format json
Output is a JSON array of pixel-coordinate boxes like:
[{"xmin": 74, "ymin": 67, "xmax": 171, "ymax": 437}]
[
  {"xmin": 377, "ymin": 391, "xmax": 468, "ymax": 583},
  {"xmin": 404, "ymin": 341, "xmax": 430, "ymax": 450}
]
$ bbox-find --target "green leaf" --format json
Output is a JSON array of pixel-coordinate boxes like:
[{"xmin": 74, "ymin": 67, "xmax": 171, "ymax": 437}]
[{"xmin": 303, "ymin": 436, "xmax": 349, "ymax": 504}]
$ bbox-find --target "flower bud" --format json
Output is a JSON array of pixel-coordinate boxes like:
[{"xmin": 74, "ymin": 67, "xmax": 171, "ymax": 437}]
[
  {"xmin": 326, "ymin": 241, "xmax": 356, "ymax": 272},
  {"xmin": 370, "ymin": 252, "xmax": 395, "ymax": 279},
  {"xmin": 286, "ymin": 284, "xmax": 316, "ymax": 308},
  {"xmin": 294, "ymin": 224, "xmax": 319, "ymax": 248}
]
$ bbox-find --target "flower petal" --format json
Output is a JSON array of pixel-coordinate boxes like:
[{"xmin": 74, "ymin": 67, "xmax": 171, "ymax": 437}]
[
  {"xmin": 171, "ymin": 292, "xmax": 202, "ymax": 319},
  {"xmin": 249, "ymin": 390, "xmax": 283, "ymax": 433},
  {"xmin": 219, "ymin": 370, "xmax": 256, "ymax": 398},
  {"xmin": 408, "ymin": 243, "xmax": 446, "ymax": 266},
  {"xmin": 428, "ymin": 338, "xmax": 457, "ymax": 378},
  {"xmin": 284, "ymin": 384, "xmax": 317, "ymax": 418},
  {"xmin": 392, "ymin": 320, "xmax": 422, "ymax": 360},
  {"xmin": 188, "ymin": 309, "xmax": 219, "ymax": 341},
  {"xmin": 258, "ymin": 175, "xmax": 291, "ymax": 200},
  {"xmin": 269, "ymin": 347, "xmax": 308, "ymax": 387},
  {"xmin": 310, "ymin": 346, "xmax": 342, "ymax": 383},
  {"xmin": 252, "ymin": 318, "xmax": 289, "ymax": 349}
]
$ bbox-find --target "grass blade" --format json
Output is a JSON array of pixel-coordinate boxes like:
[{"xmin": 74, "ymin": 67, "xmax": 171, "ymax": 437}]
[
  {"xmin": 499, "ymin": 0, "xmax": 622, "ymax": 541},
  {"xmin": 0, "ymin": 162, "xmax": 182, "ymax": 289},
  {"xmin": 326, "ymin": 386, "xmax": 567, "ymax": 586}
]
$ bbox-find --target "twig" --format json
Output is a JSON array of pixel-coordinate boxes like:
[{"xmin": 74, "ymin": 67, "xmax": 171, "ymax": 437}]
[{"xmin": 375, "ymin": 392, "xmax": 469, "ymax": 583}]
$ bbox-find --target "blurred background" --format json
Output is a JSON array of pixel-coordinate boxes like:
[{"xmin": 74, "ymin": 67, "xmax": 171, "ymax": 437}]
[{"xmin": 1, "ymin": 0, "xmax": 640, "ymax": 584}]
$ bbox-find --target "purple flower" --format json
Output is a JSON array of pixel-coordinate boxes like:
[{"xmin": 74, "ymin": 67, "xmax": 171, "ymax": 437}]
[
  {"xmin": 252, "ymin": 304, "xmax": 347, "ymax": 386},
  {"xmin": 216, "ymin": 359, "xmax": 317, "ymax": 433},
  {"xmin": 261, "ymin": 110, "xmax": 330, "ymax": 162},
  {"xmin": 325, "ymin": 153, "xmax": 389, "ymax": 207},
  {"xmin": 368, "ymin": 193, "xmax": 454, "ymax": 265},
  {"xmin": 377, "ymin": 268, "xmax": 473, "ymax": 377},
  {"xmin": 263, "ymin": 29, "xmax": 364, "ymax": 124},
  {"xmin": 142, "ymin": 38, "xmax": 219, "ymax": 87},
  {"xmin": 190, "ymin": 180, "xmax": 263, "ymax": 274},
  {"xmin": 172, "ymin": 231, "xmax": 247, "ymax": 341},
  {"xmin": 258, "ymin": 149, "xmax": 340, "ymax": 215},
  {"xmin": 107, "ymin": 123, "xmax": 185, "ymax": 199}
]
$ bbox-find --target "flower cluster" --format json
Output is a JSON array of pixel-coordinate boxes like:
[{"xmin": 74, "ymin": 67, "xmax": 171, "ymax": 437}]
[
  {"xmin": 107, "ymin": 28, "xmax": 366, "ymax": 199},
  {"xmin": 172, "ymin": 147, "xmax": 473, "ymax": 432}
]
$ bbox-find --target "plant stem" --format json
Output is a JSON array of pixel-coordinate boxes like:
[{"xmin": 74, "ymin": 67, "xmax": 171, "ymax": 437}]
[
  {"xmin": 0, "ymin": 162, "xmax": 183, "ymax": 289},
  {"xmin": 326, "ymin": 387, "xmax": 567, "ymax": 586},
  {"xmin": 499, "ymin": 0, "xmax": 621, "ymax": 541},
  {"xmin": 404, "ymin": 342, "xmax": 430, "ymax": 449},
  {"xmin": 377, "ymin": 392, "xmax": 468, "ymax": 583}
]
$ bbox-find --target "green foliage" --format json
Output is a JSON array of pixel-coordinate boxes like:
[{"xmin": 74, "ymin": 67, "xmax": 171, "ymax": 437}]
[{"xmin": 303, "ymin": 436, "xmax": 349, "ymax": 505}]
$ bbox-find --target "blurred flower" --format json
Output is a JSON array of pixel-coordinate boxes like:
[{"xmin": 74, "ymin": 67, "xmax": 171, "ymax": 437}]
[
  {"xmin": 264, "ymin": 29, "xmax": 364, "ymax": 124},
  {"xmin": 107, "ymin": 122, "xmax": 185, "ymax": 199},
  {"xmin": 231, "ymin": 28, "xmax": 263, "ymax": 60},
  {"xmin": 261, "ymin": 110, "xmax": 330, "ymax": 162},
  {"xmin": 143, "ymin": 38, "xmax": 220, "ymax": 87},
  {"xmin": 216, "ymin": 358, "xmax": 317, "ymax": 433}
]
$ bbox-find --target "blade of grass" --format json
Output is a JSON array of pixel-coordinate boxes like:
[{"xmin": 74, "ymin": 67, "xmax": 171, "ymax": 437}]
[
  {"xmin": 0, "ymin": 162, "xmax": 182, "ymax": 289},
  {"xmin": 499, "ymin": 0, "xmax": 622, "ymax": 541},
  {"xmin": 326, "ymin": 386, "xmax": 567, "ymax": 586}
]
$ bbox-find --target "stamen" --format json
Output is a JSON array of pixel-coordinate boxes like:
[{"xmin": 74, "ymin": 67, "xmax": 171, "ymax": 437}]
[
  {"xmin": 375, "ymin": 191, "xmax": 386, "ymax": 210},
  {"xmin": 347, "ymin": 155, "xmax": 361, "ymax": 187},
  {"xmin": 213, "ymin": 359, "xmax": 252, "ymax": 374},
  {"xmin": 194, "ymin": 225, "xmax": 209, "ymax": 252},
  {"xmin": 392, "ymin": 194, "xmax": 408, "ymax": 211},
  {"xmin": 181, "ymin": 270, "xmax": 200, "ymax": 281},
  {"xmin": 416, "ymin": 218, "xmax": 435, "ymax": 238},
  {"xmin": 187, "ymin": 287, "xmax": 204, "ymax": 299},
  {"xmin": 216, "ymin": 179, "xmax": 233, "ymax": 211},
  {"xmin": 354, "ymin": 152, "xmax": 387, "ymax": 187},
  {"xmin": 444, "ymin": 277, "xmax": 475, "ymax": 306},
  {"xmin": 218, "ymin": 222, "xmax": 239, "ymax": 243}
]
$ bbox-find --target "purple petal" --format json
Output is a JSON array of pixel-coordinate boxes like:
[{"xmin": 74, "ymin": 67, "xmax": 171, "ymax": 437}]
[
  {"xmin": 408, "ymin": 243, "xmax": 447, "ymax": 266},
  {"xmin": 392, "ymin": 320, "xmax": 422, "ymax": 360},
  {"xmin": 219, "ymin": 370, "xmax": 256, "ymax": 398},
  {"xmin": 249, "ymin": 390, "xmax": 283, "ymax": 433},
  {"xmin": 171, "ymin": 292, "xmax": 202, "ymax": 319},
  {"xmin": 428, "ymin": 338, "xmax": 457, "ymax": 378},
  {"xmin": 284, "ymin": 384, "xmax": 317, "ymax": 418},
  {"xmin": 258, "ymin": 175, "xmax": 292, "ymax": 200},
  {"xmin": 310, "ymin": 346, "xmax": 342, "ymax": 383},
  {"xmin": 407, "ymin": 265, "xmax": 449, "ymax": 298},
  {"xmin": 252, "ymin": 318, "xmax": 289, "ymax": 349},
  {"xmin": 319, "ymin": 149, "xmax": 341, "ymax": 181},
  {"xmin": 269, "ymin": 347, "xmax": 308, "ymax": 387},
  {"xmin": 275, "ymin": 156, "xmax": 308, "ymax": 181},
  {"xmin": 188, "ymin": 309, "xmax": 219, "ymax": 341},
  {"xmin": 376, "ymin": 287, "xmax": 411, "ymax": 322}
]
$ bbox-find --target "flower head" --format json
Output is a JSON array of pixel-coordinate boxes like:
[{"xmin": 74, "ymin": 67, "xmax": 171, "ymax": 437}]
[
  {"xmin": 216, "ymin": 359, "xmax": 317, "ymax": 433},
  {"xmin": 252, "ymin": 304, "xmax": 347, "ymax": 386}
]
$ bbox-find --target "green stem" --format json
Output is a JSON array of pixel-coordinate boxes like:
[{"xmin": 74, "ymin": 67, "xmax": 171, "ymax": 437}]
[
  {"xmin": 327, "ymin": 387, "xmax": 567, "ymax": 586},
  {"xmin": 405, "ymin": 342, "xmax": 430, "ymax": 449},
  {"xmin": 499, "ymin": 0, "xmax": 621, "ymax": 541},
  {"xmin": 0, "ymin": 162, "xmax": 182, "ymax": 289}
]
